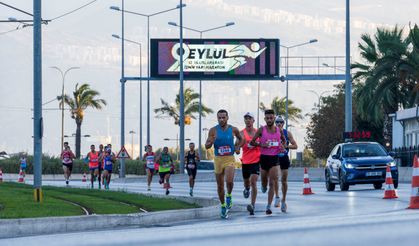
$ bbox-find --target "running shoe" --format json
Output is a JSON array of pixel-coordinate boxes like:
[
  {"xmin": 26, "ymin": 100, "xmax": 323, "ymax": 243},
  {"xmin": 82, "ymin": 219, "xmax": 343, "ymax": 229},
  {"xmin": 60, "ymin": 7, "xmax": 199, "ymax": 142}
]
[
  {"xmin": 220, "ymin": 205, "xmax": 228, "ymax": 219},
  {"xmin": 165, "ymin": 189, "xmax": 170, "ymax": 195},
  {"xmin": 281, "ymin": 201, "xmax": 287, "ymax": 213},
  {"xmin": 274, "ymin": 197, "xmax": 280, "ymax": 207},
  {"xmin": 189, "ymin": 188, "xmax": 193, "ymax": 197},
  {"xmin": 147, "ymin": 186, "xmax": 151, "ymax": 191},
  {"xmin": 266, "ymin": 205, "xmax": 272, "ymax": 215},
  {"xmin": 243, "ymin": 188, "xmax": 250, "ymax": 199},
  {"xmin": 159, "ymin": 179, "xmax": 163, "ymax": 184},
  {"xmin": 247, "ymin": 204, "xmax": 255, "ymax": 216},
  {"xmin": 226, "ymin": 194, "xmax": 233, "ymax": 210},
  {"xmin": 98, "ymin": 183, "xmax": 101, "ymax": 190},
  {"xmin": 65, "ymin": 180, "xmax": 69, "ymax": 185},
  {"xmin": 261, "ymin": 186, "xmax": 267, "ymax": 193}
]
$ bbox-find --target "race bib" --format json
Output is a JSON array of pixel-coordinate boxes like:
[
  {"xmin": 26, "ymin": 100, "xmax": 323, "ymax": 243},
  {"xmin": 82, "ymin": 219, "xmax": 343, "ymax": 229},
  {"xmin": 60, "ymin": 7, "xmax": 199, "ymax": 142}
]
[
  {"xmin": 218, "ymin": 146, "xmax": 232, "ymax": 155},
  {"xmin": 268, "ymin": 141, "xmax": 279, "ymax": 147},
  {"xmin": 187, "ymin": 164, "xmax": 195, "ymax": 169},
  {"xmin": 105, "ymin": 160, "xmax": 112, "ymax": 166}
]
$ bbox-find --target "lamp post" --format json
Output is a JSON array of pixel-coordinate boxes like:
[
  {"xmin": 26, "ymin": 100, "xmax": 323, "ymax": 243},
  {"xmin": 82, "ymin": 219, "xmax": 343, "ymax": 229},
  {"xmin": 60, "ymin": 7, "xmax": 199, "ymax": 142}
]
[
  {"xmin": 111, "ymin": 34, "xmax": 143, "ymax": 158},
  {"xmin": 345, "ymin": 0, "xmax": 352, "ymax": 133},
  {"xmin": 167, "ymin": 21, "xmax": 235, "ymax": 162},
  {"xmin": 306, "ymin": 90, "xmax": 332, "ymax": 108},
  {"xmin": 50, "ymin": 66, "xmax": 80, "ymax": 153},
  {"xmin": 129, "ymin": 130, "xmax": 136, "ymax": 158},
  {"xmin": 281, "ymin": 39, "xmax": 318, "ymax": 130},
  {"xmin": 110, "ymin": 3, "xmax": 186, "ymax": 148},
  {"xmin": 163, "ymin": 134, "xmax": 191, "ymax": 161}
]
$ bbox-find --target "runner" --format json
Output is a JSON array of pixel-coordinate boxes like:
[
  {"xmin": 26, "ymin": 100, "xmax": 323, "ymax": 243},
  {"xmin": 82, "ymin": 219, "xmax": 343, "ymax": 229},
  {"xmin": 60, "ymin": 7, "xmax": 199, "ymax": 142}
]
[
  {"xmin": 240, "ymin": 112, "xmax": 261, "ymax": 216},
  {"xmin": 205, "ymin": 109, "xmax": 242, "ymax": 219},
  {"xmin": 97, "ymin": 144, "xmax": 105, "ymax": 187},
  {"xmin": 155, "ymin": 146, "xmax": 174, "ymax": 195},
  {"xmin": 143, "ymin": 145, "xmax": 156, "ymax": 191},
  {"xmin": 19, "ymin": 154, "xmax": 27, "ymax": 178},
  {"xmin": 86, "ymin": 144, "xmax": 100, "ymax": 189},
  {"xmin": 274, "ymin": 115, "xmax": 298, "ymax": 212},
  {"xmin": 185, "ymin": 142, "xmax": 200, "ymax": 197},
  {"xmin": 250, "ymin": 109, "xmax": 285, "ymax": 215},
  {"xmin": 102, "ymin": 147, "xmax": 115, "ymax": 189},
  {"xmin": 60, "ymin": 142, "xmax": 75, "ymax": 185}
]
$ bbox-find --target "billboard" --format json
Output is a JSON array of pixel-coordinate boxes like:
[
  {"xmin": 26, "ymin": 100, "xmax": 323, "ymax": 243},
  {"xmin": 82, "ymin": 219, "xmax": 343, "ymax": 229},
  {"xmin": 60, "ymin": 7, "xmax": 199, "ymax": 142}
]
[{"xmin": 150, "ymin": 39, "xmax": 279, "ymax": 80}]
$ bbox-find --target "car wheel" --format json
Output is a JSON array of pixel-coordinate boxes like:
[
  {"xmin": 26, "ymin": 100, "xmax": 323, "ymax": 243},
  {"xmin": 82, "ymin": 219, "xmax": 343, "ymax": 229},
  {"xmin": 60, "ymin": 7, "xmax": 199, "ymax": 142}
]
[
  {"xmin": 394, "ymin": 180, "xmax": 398, "ymax": 189},
  {"xmin": 339, "ymin": 172, "xmax": 349, "ymax": 191},
  {"xmin": 373, "ymin": 183, "xmax": 383, "ymax": 190},
  {"xmin": 325, "ymin": 171, "xmax": 335, "ymax": 191}
]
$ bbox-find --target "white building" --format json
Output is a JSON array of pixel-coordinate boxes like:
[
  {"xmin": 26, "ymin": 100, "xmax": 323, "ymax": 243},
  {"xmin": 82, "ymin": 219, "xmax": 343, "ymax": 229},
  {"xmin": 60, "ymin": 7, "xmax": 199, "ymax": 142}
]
[{"xmin": 390, "ymin": 106, "xmax": 419, "ymax": 148}]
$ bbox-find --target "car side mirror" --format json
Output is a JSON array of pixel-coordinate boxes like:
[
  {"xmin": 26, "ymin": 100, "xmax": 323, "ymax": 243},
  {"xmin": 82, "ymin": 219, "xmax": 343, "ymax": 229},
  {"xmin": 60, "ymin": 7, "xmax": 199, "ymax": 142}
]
[
  {"xmin": 332, "ymin": 154, "xmax": 340, "ymax": 160},
  {"xmin": 388, "ymin": 151, "xmax": 396, "ymax": 157}
]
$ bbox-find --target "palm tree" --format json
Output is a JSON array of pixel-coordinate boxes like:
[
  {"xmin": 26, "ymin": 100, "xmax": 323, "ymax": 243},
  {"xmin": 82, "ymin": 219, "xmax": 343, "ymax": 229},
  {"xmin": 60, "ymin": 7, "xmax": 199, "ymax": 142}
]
[
  {"xmin": 154, "ymin": 87, "xmax": 213, "ymax": 125},
  {"xmin": 59, "ymin": 83, "xmax": 107, "ymax": 158},
  {"xmin": 259, "ymin": 96, "xmax": 303, "ymax": 122}
]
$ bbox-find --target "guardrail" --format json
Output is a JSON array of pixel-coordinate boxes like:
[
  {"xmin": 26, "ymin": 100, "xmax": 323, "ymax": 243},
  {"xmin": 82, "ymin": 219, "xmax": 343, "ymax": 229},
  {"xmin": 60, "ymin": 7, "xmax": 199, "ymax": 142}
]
[{"xmin": 393, "ymin": 146, "xmax": 418, "ymax": 167}]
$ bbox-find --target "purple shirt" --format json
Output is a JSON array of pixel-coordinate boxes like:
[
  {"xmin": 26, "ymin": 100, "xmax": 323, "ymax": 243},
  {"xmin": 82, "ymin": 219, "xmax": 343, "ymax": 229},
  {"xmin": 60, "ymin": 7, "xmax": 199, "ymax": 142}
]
[{"xmin": 260, "ymin": 126, "xmax": 283, "ymax": 156}]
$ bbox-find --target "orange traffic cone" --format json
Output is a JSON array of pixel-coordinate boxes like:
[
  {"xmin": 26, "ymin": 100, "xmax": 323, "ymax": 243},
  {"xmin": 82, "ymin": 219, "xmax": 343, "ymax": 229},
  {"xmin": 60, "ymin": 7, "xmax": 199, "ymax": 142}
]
[
  {"xmin": 302, "ymin": 168, "xmax": 314, "ymax": 195},
  {"xmin": 408, "ymin": 155, "xmax": 419, "ymax": 209},
  {"xmin": 17, "ymin": 169, "xmax": 24, "ymax": 183},
  {"xmin": 0, "ymin": 169, "xmax": 3, "ymax": 183},
  {"xmin": 383, "ymin": 165, "xmax": 398, "ymax": 199},
  {"xmin": 82, "ymin": 173, "xmax": 87, "ymax": 182}
]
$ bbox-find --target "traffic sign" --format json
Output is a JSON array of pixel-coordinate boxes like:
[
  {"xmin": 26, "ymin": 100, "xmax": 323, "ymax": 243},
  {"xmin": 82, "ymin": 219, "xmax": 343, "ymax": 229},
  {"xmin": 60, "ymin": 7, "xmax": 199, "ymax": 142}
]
[{"xmin": 116, "ymin": 146, "xmax": 131, "ymax": 159}]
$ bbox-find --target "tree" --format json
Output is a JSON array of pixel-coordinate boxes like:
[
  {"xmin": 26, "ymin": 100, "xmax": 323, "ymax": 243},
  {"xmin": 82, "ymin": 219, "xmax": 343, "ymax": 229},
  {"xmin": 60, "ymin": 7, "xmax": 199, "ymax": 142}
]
[
  {"xmin": 154, "ymin": 87, "xmax": 213, "ymax": 125},
  {"xmin": 59, "ymin": 83, "xmax": 107, "ymax": 158},
  {"xmin": 259, "ymin": 96, "xmax": 303, "ymax": 122}
]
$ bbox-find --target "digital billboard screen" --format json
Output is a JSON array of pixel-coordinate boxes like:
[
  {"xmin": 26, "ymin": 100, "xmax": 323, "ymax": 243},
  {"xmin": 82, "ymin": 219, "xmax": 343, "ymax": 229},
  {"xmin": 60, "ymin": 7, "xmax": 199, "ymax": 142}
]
[{"xmin": 150, "ymin": 39, "xmax": 279, "ymax": 80}]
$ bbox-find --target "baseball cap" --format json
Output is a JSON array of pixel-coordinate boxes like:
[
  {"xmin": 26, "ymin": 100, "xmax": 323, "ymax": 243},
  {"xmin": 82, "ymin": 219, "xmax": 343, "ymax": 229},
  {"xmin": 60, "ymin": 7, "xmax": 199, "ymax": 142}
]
[
  {"xmin": 275, "ymin": 115, "xmax": 285, "ymax": 123},
  {"xmin": 244, "ymin": 112, "xmax": 255, "ymax": 118}
]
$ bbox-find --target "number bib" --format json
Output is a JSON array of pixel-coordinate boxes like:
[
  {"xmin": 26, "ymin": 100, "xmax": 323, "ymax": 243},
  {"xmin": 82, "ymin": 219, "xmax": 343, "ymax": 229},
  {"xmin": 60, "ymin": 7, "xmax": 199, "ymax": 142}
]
[
  {"xmin": 146, "ymin": 156, "xmax": 155, "ymax": 168},
  {"xmin": 218, "ymin": 146, "xmax": 232, "ymax": 156},
  {"xmin": 187, "ymin": 164, "xmax": 195, "ymax": 169}
]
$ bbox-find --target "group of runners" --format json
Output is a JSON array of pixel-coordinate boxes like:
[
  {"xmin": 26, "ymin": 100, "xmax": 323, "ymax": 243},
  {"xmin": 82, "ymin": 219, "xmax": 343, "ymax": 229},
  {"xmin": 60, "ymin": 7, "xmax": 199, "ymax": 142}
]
[{"xmin": 205, "ymin": 109, "xmax": 297, "ymax": 218}]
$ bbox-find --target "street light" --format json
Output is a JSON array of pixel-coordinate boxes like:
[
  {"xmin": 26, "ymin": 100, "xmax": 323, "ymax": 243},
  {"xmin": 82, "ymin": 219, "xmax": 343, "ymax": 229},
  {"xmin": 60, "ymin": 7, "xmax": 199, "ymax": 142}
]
[
  {"xmin": 129, "ymin": 130, "xmax": 136, "ymax": 158},
  {"xmin": 306, "ymin": 90, "xmax": 332, "ymax": 108},
  {"xmin": 50, "ymin": 66, "xmax": 80, "ymax": 152},
  {"xmin": 281, "ymin": 39, "xmax": 318, "ymax": 130},
  {"xmin": 167, "ymin": 21, "xmax": 235, "ymax": 162},
  {"xmin": 112, "ymin": 34, "xmax": 143, "ymax": 158},
  {"xmin": 163, "ymin": 134, "xmax": 191, "ymax": 161},
  {"xmin": 110, "ymin": 2, "xmax": 186, "ymax": 148}
]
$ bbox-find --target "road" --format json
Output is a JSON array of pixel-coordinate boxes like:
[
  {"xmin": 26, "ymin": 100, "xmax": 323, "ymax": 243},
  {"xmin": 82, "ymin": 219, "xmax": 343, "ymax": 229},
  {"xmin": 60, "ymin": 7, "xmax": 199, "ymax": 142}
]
[{"xmin": 2, "ymin": 177, "xmax": 419, "ymax": 246}]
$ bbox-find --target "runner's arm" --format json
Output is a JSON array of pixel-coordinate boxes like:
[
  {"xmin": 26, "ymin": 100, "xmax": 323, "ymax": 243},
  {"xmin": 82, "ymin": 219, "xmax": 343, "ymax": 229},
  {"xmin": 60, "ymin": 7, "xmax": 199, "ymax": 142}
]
[
  {"xmin": 239, "ymin": 131, "xmax": 245, "ymax": 148},
  {"xmin": 195, "ymin": 152, "xmax": 200, "ymax": 162},
  {"xmin": 250, "ymin": 127, "xmax": 263, "ymax": 147},
  {"xmin": 287, "ymin": 131, "xmax": 298, "ymax": 150},
  {"xmin": 233, "ymin": 127, "xmax": 243, "ymax": 154},
  {"xmin": 205, "ymin": 127, "xmax": 216, "ymax": 149}
]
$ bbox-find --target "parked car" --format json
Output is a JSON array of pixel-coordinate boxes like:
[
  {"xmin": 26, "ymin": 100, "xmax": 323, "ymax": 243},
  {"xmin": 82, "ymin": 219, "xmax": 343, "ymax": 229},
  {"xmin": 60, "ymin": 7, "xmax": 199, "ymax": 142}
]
[{"xmin": 325, "ymin": 141, "xmax": 398, "ymax": 191}]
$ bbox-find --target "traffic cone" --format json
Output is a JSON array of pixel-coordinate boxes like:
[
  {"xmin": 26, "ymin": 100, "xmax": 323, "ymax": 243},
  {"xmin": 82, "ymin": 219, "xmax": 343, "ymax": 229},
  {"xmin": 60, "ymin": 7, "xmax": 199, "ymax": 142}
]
[
  {"xmin": 408, "ymin": 155, "xmax": 419, "ymax": 209},
  {"xmin": 82, "ymin": 173, "xmax": 87, "ymax": 182},
  {"xmin": 17, "ymin": 169, "xmax": 24, "ymax": 183},
  {"xmin": 0, "ymin": 169, "xmax": 3, "ymax": 183},
  {"xmin": 383, "ymin": 166, "xmax": 398, "ymax": 199},
  {"xmin": 302, "ymin": 168, "xmax": 314, "ymax": 195}
]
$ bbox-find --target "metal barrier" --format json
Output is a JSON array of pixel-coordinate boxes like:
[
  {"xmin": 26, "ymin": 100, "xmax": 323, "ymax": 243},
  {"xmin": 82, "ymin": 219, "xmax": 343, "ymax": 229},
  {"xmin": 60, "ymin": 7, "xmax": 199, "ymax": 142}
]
[{"xmin": 393, "ymin": 146, "xmax": 418, "ymax": 167}]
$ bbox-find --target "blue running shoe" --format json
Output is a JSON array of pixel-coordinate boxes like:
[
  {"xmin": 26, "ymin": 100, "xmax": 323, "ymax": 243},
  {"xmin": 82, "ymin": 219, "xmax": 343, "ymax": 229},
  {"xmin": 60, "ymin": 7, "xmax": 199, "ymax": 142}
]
[
  {"xmin": 261, "ymin": 186, "xmax": 267, "ymax": 193},
  {"xmin": 226, "ymin": 194, "xmax": 233, "ymax": 210},
  {"xmin": 220, "ymin": 205, "xmax": 228, "ymax": 219}
]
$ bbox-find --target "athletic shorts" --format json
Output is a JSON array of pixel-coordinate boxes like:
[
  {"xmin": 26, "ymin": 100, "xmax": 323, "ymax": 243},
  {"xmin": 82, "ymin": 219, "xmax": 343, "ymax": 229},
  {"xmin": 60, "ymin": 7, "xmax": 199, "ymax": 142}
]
[
  {"xmin": 214, "ymin": 155, "xmax": 235, "ymax": 174},
  {"xmin": 89, "ymin": 167, "xmax": 99, "ymax": 171},
  {"xmin": 20, "ymin": 165, "xmax": 27, "ymax": 170},
  {"xmin": 187, "ymin": 168, "xmax": 197, "ymax": 179},
  {"xmin": 104, "ymin": 165, "xmax": 113, "ymax": 172},
  {"xmin": 62, "ymin": 163, "xmax": 73, "ymax": 172},
  {"xmin": 242, "ymin": 163, "xmax": 260, "ymax": 179},
  {"xmin": 146, "ymin": 168, "xmax": 155, "ymax": 174},
  {"xmin": 159, "ymin": 171, "xmax": 170, "ymax": 179},
  {"xmin": 260, "ymin": 155, "xmax": 278, "ymax": 172},
  {"xmin": 278, "ymin": 155, "xmax": 290, "ymax": 170}
]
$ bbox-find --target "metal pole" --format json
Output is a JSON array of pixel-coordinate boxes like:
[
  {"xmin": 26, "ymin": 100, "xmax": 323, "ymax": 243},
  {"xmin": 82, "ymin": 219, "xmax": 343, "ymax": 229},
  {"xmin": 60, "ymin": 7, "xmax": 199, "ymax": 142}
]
[
  {"xmin": 198, "ymin": 32, "xmax": 203, "ymax": 160},
  {"xmin": 119, "ymin": 0, "xmax": 126, "ymax": 178},
  {"xmin": 147, "ymin": 16, "xmax": 151, "ymax": 146},
  {"xmin": 257, "ymin": 80, "xmax": 260, "ymax": 127},
  {"xmin": 345, "ymin": 0, "xmax": 352, "ymax": 133},
  {"xmin": 285, "ymin": 47, "xmax": 289, "ymax": 130},
  {"xmin": 179, "ymin": 0, "xmax": 185, "ymax": 173},
  {"xmin": 61, "ymin": 73, "xmax": 64, "ymax": 152},
  {"xmin": 139, "ymin": 43, "xmax": 143, "ymax": 158},
  {"xmin": 33, "ymin": 0, "xmax": 42, "ymax": 201}
]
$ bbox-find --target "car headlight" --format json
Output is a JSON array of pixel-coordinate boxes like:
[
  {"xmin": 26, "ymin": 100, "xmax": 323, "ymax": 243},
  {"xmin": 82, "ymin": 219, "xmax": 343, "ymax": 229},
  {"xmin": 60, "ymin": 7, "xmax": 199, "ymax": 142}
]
[
  {"xmin": 388, "ymin": 161, "xmax": 396, "ymax": 167},
  {"xmin": 345, "ymin": 163, "xmax": 355, "ymax": 169}
]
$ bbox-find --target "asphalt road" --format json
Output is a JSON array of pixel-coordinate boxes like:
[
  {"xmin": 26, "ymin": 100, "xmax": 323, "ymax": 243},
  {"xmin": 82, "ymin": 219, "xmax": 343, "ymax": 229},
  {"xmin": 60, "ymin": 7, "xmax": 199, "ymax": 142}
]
[{"xmin": 2, "ymin": 176, "xmax": 419, "ymax": 246}]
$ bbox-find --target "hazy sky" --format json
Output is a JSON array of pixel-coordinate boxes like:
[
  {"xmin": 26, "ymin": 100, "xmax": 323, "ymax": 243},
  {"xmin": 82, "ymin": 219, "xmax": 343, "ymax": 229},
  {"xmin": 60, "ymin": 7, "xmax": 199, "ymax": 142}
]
[{"xmin": 1, "ymin": 0, "xmax": 418, "ymax": 158}]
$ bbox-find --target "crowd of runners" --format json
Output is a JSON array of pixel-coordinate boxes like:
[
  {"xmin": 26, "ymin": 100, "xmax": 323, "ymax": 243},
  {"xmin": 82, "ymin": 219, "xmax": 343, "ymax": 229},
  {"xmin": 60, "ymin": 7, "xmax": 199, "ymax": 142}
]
[{"xmin": 57, "ymin": 108, "xmax": 296, "ymax": 219}]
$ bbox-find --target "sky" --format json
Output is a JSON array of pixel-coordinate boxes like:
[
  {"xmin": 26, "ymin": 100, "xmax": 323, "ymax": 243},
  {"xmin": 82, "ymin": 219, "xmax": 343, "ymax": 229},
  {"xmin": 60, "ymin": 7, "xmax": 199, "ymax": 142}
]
[{"xmin": 0, "ymin": 0, "xmax": 418, "ymax": 159}]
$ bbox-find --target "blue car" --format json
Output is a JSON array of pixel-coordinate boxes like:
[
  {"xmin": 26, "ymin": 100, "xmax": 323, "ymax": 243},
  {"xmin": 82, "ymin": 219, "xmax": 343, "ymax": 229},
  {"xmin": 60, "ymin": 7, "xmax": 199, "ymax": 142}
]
[{"xmin": 325, "ymin": 141, "xmax": 398, "ymax": 191}]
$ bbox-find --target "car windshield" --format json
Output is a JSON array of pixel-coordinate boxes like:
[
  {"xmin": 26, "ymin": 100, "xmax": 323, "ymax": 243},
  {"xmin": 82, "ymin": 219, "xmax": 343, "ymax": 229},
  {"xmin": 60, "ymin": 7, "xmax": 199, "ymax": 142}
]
[{"xmin": 342, "ymin": 143, "xmax": 387, "ymax": 157}]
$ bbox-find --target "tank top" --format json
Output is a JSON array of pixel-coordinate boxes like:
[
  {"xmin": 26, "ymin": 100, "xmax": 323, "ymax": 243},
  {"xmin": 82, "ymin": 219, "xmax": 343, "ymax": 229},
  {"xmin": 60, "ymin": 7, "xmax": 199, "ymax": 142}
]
[
  {"xmin": 186, "ymin": 151, "xmax": 197, "ymax": 169},
  {"xmin": 103, "ymin": 155, "xmax": 113, "ymax": 168},
  {"xmin": 260, "ymin": 126, "xmax": 283, "ymax": 156},
  {"xmin": 214, "ymin": 125, "xmax": 235, "ymax": 156},
  {"xmin": 278, "ymin": 129, "xmax": 290, "ymax": 157},
  {"xmin": 88, "ymin": 151, "xmax": 99, "ymax": 168},
  {"xmin": 20, "ymin": 158, "xmax": 27, "ymax": 167},
  {"xmin": 241, "ymin": 128, "xmax": 261, "ymax": 164},
  {"xmin": 159, "ymin": 153, "xmax": 172, "ymax": 172},
  {"xmin": 144, "ymin": 152, "xmax": 155, "ymax": 169},
  {"xmin": 62, "ymin": 151, "xmax": 73, "ymax": 164}
]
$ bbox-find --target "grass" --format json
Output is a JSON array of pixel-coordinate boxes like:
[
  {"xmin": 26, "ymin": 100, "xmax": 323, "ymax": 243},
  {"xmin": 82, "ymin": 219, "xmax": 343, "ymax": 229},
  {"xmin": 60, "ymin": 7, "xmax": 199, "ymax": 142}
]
[{"xmin": 0, "ymin": 182, "xmax": 199, "ymax": 219}]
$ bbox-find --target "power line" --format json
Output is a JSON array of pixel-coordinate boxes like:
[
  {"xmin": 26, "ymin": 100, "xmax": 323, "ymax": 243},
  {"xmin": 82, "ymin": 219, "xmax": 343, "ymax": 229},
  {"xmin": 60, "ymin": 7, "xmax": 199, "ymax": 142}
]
[{"xmin": 50, "ymin": 0, "xmax": 99, "ymax": 21}]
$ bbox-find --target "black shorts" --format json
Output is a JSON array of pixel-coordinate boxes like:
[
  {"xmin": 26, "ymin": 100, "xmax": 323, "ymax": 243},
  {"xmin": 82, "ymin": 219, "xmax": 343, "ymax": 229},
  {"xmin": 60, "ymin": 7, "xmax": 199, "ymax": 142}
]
[
  {"xmin": 242, "ymin": 163, "xmax": 260, "ymax": 179},
  {"xmin": 259, "ymin": 155, "xmax": 278, "ymax": 172},
  {"xmin": 62, "ymin": 163, "xmax": 73, "ymax": 172},
  {"xmin": 187, "ymin": 168, "xmax": 197, "ymax": 179},
  {"xmin": 159, "ymin": 171, "xmax": 170, "ymax": 179},
  {"xmin": 278, "ymin": 155, "xmax": 290, "ymax": 170}
]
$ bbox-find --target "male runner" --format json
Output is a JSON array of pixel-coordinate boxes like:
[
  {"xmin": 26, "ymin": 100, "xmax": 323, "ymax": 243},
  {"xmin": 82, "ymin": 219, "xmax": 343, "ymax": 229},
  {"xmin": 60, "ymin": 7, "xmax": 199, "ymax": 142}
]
[
  {"xmin": 205, "ymin": 109, "xmax": 242, "ymax": 219},
  {"xmin": 102, "ymin": 147, "xmax": 116, "ymax": 189},
  {"xmin": 185, "ymin": 142, "xmax": 200, "ymax": 197},
  {"xmin": 61, "ymin": 142, "xmax": 75, "ymax": 185},
  {"xmin": 240, "ymin": 112, "xmax": 261, "ymax": 215},
  {"xmin": 274, "ymin": 115, "xmax": 298, "ymax": 212},
  {"xmin": 250, "ymin": 109, "xmax": 285, "ymax": 215},
  {"xmin": 86, "ymin": 144, "xmax": 100, "ymax": 189},
  {"xmin": 98, "ymin": 144, "xmax": 104, "ymax": 186},
  {"xmin": 143, "ymin": 145, "xmax": 156, "ymax": 191},
  {"xmin": 156, "ymin": 147, "xmax": 174, "ymax": 195}
]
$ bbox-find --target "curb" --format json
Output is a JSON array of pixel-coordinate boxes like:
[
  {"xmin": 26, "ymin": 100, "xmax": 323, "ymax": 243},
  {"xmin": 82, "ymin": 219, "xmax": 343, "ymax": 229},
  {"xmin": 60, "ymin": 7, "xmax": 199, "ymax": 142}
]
[{"xmin": 0, "ymin": 194, "xmax": 245, "ymax": 239}]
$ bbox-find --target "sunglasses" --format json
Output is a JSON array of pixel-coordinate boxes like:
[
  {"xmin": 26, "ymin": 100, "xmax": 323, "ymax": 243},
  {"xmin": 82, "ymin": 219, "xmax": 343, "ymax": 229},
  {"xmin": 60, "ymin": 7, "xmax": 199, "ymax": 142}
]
[{"xmin": 275, "ymin": 121, "xmax": 285, "ymax": 124}]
